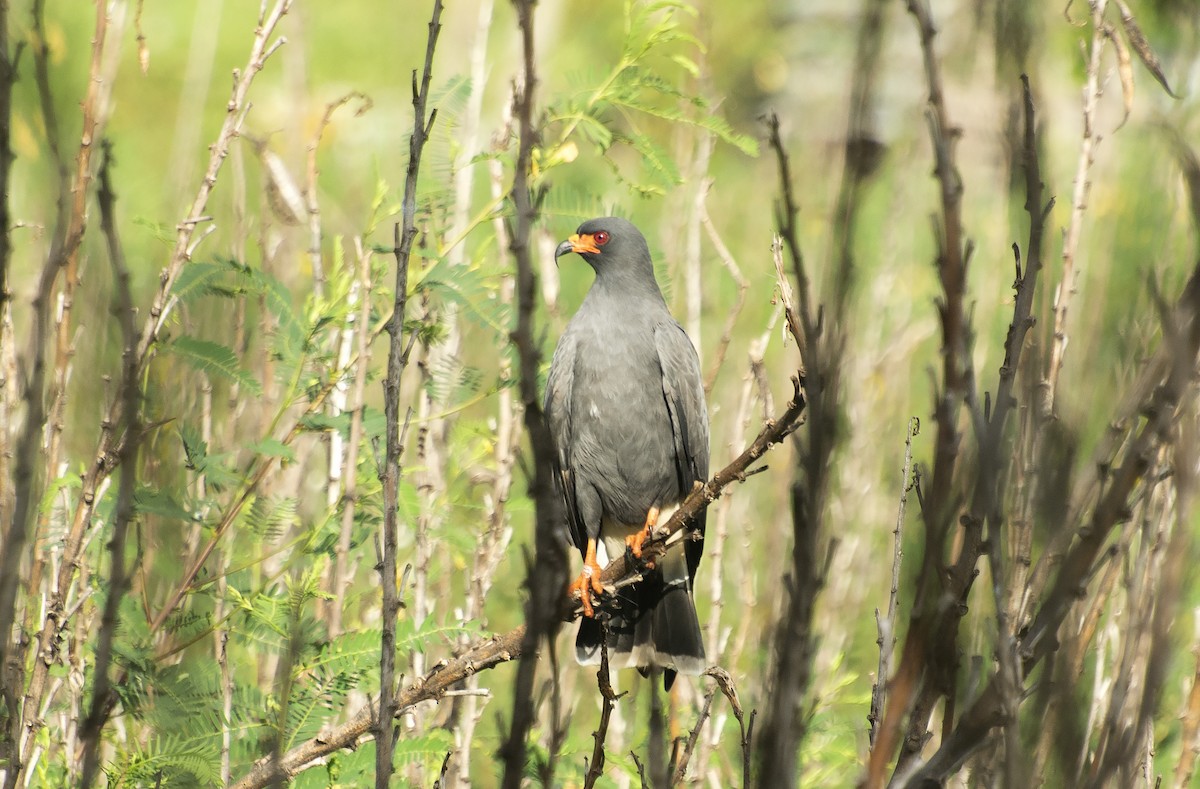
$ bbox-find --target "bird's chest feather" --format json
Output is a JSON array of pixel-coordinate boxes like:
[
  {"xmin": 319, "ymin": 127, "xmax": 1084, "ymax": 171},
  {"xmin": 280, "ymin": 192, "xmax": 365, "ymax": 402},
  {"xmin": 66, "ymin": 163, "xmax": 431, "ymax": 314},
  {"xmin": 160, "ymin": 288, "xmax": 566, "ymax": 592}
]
[{"xmin": 567, "ymin": 315, "xmax": 678, "ymax": 512}]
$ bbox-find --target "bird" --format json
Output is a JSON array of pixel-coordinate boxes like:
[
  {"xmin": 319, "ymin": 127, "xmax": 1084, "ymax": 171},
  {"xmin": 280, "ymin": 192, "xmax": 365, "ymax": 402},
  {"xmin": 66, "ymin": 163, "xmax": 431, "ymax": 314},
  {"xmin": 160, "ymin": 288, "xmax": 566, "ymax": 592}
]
[{"xmin": 544, "ymin": 216, "xmax": 709, "ymax": 690}]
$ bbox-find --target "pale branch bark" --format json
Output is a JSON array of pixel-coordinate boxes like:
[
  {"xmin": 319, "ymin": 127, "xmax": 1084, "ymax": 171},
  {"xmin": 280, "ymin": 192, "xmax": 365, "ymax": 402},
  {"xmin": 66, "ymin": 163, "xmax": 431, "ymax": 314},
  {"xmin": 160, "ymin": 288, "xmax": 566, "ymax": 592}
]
[
  {"xmin": 378, "ymin": 4, "xmax": 442, "ymax": 785},
  {"xmin": 1049, "ymin": 0, "xmax": 1108, "ymax": 403},
  {"xmin": 136, "ymin": 0, "xmax": 292, "ymax": 365},
  {"xmin": 3, "ymin": 5, "xmax": 113, "ymax": 783},
  {"xmin": 326, "ymin": 239, "xmax": 373, "ymax": 638},
  {"xmin": 229, "ymin": 372, "xmax": 807, "ymax": 789},
  {"xmin": 76, "ymin": 142, "xmax": 140, "ymax": 789}
]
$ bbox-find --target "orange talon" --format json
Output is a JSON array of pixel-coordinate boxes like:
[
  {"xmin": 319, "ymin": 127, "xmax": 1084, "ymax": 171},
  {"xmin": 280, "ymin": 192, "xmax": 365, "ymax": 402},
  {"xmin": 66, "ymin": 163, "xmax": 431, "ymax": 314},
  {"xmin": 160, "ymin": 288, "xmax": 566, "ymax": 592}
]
[
  {"xmin": 625, "ymin": 505, "xmax": 660, "ymax": 561},
  {"xmin": 569, "ymin": 538, "xmax": 605, "ymax": 618}
]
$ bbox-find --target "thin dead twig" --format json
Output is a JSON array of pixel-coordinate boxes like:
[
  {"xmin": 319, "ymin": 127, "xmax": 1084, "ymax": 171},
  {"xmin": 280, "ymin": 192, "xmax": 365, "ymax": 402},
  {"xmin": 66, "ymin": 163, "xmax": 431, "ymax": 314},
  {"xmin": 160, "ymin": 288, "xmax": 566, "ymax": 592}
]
[
  {"xmin": 378, "ymin": 3, "xmax": 442, "ymax": 784},
  {"xmin": 499, "ymin": 0, "xmax": 570, "ymax": 784},
  {"xmin": 865, "ymin": 2, "xmax": 976, "ymax": 782},
  {"xmin": 1049, "ymin": 0, "xmax": 1108, "ymax": 402},
  {"xmin": 582, "ymin": 640, "xmax": 623, "ymax": 789},
  {"xmin": 77, "ymin": 141, "xmax": 140, "ymax": 789},
  {"xmin": 868, "ymin": 417, "xmax": 919, "ymax": 746}
]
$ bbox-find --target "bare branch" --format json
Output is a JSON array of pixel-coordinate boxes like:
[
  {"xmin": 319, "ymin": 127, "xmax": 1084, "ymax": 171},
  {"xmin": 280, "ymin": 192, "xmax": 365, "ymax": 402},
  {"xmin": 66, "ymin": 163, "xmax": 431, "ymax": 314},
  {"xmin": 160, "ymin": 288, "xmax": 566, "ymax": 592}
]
[
  {"xmin": 498, "ymin": 1, "xmax": 569, "ymax": 786},
  {"xmin": 868, "ymin": 417, "xmax": 919, "ymax": 746},
  {"xmin": 377, "ymin": 3, "xmax": 442, "ymax": 784},
  {"xmin": 77, "ymin": 141, "xmax": 140, "ymax": 789}
]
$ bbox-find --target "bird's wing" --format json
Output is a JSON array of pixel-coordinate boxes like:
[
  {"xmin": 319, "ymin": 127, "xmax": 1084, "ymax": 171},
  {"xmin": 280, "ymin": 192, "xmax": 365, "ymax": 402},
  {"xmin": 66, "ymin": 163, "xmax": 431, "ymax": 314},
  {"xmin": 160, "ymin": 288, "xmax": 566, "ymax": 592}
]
[
  {"xmin": 545, "ymin": 330, "xmax": 588, "ymax": 554},
  {"xmin": 654, "ymin": 322, "xmax": 710, "ymax": 578}
]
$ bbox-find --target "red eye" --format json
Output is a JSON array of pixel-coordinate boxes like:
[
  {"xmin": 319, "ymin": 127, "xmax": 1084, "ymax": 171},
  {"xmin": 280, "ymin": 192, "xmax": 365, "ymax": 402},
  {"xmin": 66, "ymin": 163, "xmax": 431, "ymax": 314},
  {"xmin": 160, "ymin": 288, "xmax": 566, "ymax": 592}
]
[{"xmin": 593, "ymin": 231, "xmax": 609, "ymax": 246}]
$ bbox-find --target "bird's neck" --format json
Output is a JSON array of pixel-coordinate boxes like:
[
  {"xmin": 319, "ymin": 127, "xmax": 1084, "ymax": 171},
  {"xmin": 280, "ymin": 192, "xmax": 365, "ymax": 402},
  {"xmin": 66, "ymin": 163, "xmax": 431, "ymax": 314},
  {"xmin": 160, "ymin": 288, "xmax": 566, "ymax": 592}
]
[{"xmin": 586, "ymin": 266, "xmax": 666, "ymax": 310}]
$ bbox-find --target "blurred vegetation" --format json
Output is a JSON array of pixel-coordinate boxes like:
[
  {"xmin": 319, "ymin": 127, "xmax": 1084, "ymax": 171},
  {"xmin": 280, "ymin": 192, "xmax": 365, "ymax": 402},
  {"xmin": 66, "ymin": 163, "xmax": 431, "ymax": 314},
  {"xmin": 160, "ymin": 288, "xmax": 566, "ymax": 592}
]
[{"xmin": 3, "ymin": 0, "xmax": 1200, "ymax": 786}]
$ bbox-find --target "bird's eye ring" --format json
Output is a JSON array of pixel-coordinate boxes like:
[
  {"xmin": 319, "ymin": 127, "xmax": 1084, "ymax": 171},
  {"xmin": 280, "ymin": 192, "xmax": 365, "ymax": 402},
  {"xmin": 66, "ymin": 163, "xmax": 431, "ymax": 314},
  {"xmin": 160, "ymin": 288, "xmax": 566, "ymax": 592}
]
[{"xmin": 593, "ymin": 231, "xmax": 609, "ymax": 246}]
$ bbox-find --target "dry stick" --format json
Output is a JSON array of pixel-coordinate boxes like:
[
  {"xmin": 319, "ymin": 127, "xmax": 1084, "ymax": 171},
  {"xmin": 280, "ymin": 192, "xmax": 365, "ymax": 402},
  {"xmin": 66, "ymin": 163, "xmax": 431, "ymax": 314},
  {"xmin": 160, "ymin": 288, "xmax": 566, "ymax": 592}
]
[
  {"xmin": 1087, "ymin": 466, "xmax": 1175, "ymax": 785},
  {"xmin": 499, "ymin": 0, "xmax": 571, "ymax": 786},
  {"xmin": 76, "ymin": 142, "xmax": 139, "ymax": 789},
  {"xmin": 1048, "ymin": 0, "xmax": 1108, "ymax": 404},
  {"xmin": 137, "ymin": 0, "xmax": 292, "ymax": 364},
  {"xmin": 756, "ymin": 104, "xmax": 843, "ymax": 786},
  {"xmin": 379, "ymin": 4, "xmax": 442, "ymax": 785},
  {"xmin": 868, "ymin": 417, "xmax": 918, "ymax": 746},
  {"xmin": 974, "ymin": 75, "xmax": 1053, "ymax": 785},
  {"xmin": 230, "ymin": 376, "xmax": 807, "ymax": 789},
  {"xmin": 450, "ymin": 112, "xmax": 520, "ymax": 786},
  {"xmin": 696, "ymin": 309, "xmax": 777, "ymax": 785},
  {"xmin": 312, "ymin": 95, "xmax": 371, "ymax": 610},
  {"xmin": 327, "ymin": 239, "xmax": 373, "ymax": 638},
  {"xmin": 583, "ymin": 640, "xmax": 623, "ymax": 789},
  {"xmin": 700, "ymin": 199, "xmax": 748, "ymax": 394},
  {"xmin": 305, "ymin": 92, "xmax": 369, "ymax": 300},
  {"xmin": 707, "ymin": 667, "xmax": 755, "ymax": 789},
  {"xmin": 670, "ymin": 685, "xmax": 716, "ymax": 786},
  {"xmin": 865, "ymin": 3, "xmax": 975, "ymax": 783}
]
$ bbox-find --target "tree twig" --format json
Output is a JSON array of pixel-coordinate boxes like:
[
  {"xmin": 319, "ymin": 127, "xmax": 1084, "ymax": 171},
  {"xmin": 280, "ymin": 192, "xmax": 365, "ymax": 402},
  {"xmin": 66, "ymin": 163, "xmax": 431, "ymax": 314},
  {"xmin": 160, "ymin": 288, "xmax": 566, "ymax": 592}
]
[
  {"xmin": 377, "ymin": 3, "xmax": 442, "ymax": 784},
  {"xmin": 868, "ymin": 417, "xmax": 918, "ymax": 746},
  {"xmin": 77, "ymin": 141, "xmax": 140, "ymax": 789},
  {"xmin": 583, "ymin": 639, "xmax": 623, "ymax": 789},
  {"xmin": 498, "ymin": 1, "xmax": 570, "ymax": 786}
]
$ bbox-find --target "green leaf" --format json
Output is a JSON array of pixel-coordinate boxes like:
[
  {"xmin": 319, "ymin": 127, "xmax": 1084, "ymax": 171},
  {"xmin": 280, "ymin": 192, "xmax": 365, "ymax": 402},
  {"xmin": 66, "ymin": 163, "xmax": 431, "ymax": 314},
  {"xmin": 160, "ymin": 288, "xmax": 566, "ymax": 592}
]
[
  {"xmin": 164, "ymin": 336, "xmax": 263, "ymax": 396},
  {"xmin": 249, "ymin": 437, "xmax": 297, "ymax": 462},
  {"xmin": 134, "ymin": 486, "xmax": 196, "ymax": 523}
]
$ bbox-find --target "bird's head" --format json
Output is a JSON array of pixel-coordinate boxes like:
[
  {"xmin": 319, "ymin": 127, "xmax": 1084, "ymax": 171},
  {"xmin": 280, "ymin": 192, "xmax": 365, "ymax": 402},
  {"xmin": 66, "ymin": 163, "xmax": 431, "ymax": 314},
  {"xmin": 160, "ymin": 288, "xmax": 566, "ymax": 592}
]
[{"xmin": 554, "ymin": 217, "xmax": 653, "ymax": 280}]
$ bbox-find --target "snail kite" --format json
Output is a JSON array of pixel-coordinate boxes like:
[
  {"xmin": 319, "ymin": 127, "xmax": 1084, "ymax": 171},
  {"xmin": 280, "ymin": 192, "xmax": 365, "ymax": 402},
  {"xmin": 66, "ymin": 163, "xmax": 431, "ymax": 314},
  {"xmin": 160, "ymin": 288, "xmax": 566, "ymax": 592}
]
[{"xmin": 545, "ymin": 216, "xmax": 709, "ymax": 689}]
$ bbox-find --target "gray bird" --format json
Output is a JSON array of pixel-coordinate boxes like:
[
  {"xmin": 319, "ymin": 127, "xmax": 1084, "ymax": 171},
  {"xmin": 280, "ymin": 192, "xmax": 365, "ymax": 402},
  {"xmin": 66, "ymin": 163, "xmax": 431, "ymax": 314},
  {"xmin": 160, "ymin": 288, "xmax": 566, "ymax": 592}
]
[{"xmin": 545, "ymin": 216, "xmax": 709, "ymax": 689}]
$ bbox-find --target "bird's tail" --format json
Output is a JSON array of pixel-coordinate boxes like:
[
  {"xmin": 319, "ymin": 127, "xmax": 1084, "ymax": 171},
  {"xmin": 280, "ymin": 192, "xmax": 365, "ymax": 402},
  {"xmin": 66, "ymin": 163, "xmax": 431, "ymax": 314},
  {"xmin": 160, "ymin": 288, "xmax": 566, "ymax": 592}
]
[{"xmin": 576, "ymin": 541, "xmax": 704, "ymax": 689}]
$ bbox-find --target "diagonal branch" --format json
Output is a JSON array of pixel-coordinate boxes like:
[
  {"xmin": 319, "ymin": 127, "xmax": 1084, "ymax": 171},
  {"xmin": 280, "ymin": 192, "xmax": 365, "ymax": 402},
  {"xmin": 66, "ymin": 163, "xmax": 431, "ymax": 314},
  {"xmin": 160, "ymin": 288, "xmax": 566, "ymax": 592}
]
[{"xmin": 229, "ymin": 375, "xmax": 807, "ymax": 789}]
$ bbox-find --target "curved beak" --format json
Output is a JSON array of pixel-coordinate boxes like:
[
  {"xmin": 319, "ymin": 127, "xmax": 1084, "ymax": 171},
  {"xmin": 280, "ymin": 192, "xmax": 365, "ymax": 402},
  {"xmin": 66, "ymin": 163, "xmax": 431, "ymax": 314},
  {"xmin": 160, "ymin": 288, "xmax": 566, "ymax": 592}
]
[{"xmin": 554, "ymin": 233, "xmax": 601, "ymax": 261}]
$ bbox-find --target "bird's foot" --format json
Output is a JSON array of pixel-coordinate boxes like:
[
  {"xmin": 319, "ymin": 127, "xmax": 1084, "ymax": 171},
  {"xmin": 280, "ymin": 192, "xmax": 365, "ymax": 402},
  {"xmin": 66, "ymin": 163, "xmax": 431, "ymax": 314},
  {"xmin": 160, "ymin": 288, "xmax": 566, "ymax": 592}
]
[
  {"xmin": 569, "ymin": 555, "xmax": 605, "ymax": 618},
  {"xmin": 625, "ymin": 506, "xmax": 660, "ymax": 566}
]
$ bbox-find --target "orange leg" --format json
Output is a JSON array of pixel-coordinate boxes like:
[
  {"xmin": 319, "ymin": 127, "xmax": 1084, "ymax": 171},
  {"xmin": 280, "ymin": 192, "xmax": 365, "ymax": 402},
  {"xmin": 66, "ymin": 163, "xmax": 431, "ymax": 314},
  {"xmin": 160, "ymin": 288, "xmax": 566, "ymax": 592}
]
[
  {"xmin": 569, "ymin": 538, "xmax": 605, "ymax": 618},
  {"xmin": 625, "ymin": 505, "xmax": 660, "ymax": 561}
]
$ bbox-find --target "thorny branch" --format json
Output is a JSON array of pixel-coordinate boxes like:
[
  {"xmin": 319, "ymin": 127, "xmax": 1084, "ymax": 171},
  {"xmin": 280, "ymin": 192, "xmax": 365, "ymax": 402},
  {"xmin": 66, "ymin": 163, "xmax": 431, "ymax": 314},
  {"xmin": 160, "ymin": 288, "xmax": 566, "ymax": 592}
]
[
  {"xmin": 865, "ymin": 1, "xmax": 977, "ymax": 782},
  {"xmin": 582, "ymin": 640, "xmax": 622, "ymax": 789},
  {"xmin": 377, "ymin": 2, "xmax": 442, "ymax": 785},
  {"xmin": 498, "ymin": 0, "xmax": 570, "ymax": 786},
  {"xmin": 77, "ymin": 142, "xmax": 141, "ymax": 789},
  {"xmin": 868, "ymin": 417, "xmax": 919, "ymax": 746}
]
